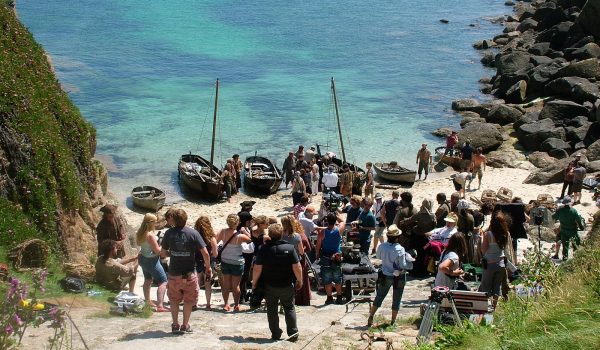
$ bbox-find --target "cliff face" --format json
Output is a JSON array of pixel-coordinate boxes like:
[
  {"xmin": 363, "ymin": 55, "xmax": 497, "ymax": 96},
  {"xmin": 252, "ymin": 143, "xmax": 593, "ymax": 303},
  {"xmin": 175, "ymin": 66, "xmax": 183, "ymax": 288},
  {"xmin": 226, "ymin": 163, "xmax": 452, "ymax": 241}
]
[{"xmin": 0, "ymin": 2, "xmax": 108, "ymax": 264}]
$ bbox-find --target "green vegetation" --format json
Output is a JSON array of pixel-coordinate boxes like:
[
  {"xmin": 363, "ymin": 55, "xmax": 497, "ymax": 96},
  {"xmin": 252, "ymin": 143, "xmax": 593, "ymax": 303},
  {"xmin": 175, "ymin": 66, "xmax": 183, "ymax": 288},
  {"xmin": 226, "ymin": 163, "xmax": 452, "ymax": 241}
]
[
  {"xmin": 0, "ymin": 2, "xmax": 98, "ymax": 248},
  {"xmin": 410, "ymin": 213, "xmax": 600, "ymax": 350}
]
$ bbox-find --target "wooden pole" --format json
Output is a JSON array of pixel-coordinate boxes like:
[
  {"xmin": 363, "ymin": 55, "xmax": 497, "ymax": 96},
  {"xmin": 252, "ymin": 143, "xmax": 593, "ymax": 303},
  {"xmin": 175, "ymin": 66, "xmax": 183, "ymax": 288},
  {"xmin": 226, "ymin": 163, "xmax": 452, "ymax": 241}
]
[
  {"xmin": 209, "ymin": 79, "xmax": 219, "ymax": 179},
  {"xmin": 331, "ymin": 77, "xmax": 346, "ymax": 163}
]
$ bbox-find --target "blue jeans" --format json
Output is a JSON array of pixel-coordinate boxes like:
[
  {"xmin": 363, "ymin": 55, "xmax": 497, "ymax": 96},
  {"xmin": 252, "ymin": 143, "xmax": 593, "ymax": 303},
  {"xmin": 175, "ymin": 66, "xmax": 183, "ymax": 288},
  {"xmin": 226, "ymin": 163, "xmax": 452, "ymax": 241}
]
[
  {"xmin": 138, "ymin": 255, "xmax": 167, "ymax": 283},
  {"xmin": 373, "ymin": 273, "xmax": 406, "ymax": 310},
  {"xmin": 320, "ymin": 265, "xmax": 342, "ymax": 285}
]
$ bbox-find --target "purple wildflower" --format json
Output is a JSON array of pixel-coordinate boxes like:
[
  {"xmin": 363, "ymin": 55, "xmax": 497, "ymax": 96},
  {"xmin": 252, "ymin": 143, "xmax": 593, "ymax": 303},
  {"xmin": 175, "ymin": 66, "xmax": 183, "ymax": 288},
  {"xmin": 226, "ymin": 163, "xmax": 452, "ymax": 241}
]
[
  {"xmin": 4, "ymin": 325, "xmax": 13, "ymax": 336},
  {"xmin": 14, "ymin": 314, "xmax": 23, "ymax": 327}
]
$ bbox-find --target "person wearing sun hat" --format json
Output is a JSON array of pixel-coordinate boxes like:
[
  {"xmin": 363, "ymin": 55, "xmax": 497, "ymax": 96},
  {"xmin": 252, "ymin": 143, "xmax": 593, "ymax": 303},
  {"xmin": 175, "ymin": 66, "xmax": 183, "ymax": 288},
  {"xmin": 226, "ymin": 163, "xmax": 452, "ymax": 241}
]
[
  {"xmin": 371, "ymin": 192, "xmax": 386, "ymax": 254},
  {"xmin": 552, "ymin": 195, "xmax": 585, "ymax": 260},
  {"xmin": 367, "ymin": 224, "xmax": 413, "ymax": 327},
  {"xmin": 427, "ymin": 212, "xmax": 458, "ymax": 244}
]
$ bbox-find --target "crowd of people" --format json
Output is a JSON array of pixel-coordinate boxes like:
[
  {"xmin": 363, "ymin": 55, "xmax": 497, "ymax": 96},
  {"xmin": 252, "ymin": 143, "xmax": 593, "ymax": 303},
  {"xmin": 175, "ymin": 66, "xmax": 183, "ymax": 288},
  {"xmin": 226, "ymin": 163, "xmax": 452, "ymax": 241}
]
[{"xmin": 92, "ymin": 147, "xmax": 590, "ymax": 339}]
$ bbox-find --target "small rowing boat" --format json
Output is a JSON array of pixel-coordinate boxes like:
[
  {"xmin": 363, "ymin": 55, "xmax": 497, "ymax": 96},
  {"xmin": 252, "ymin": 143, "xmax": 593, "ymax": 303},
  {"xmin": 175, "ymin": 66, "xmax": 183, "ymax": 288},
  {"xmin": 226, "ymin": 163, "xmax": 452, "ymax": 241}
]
[
  {"xmin": 131, "ymin": 185, "xmax": 166, "ymax": 211},
  {"xmin": 243, "ymin": 155, "xmax": 283, "ymax": 194},
  {"xmin": 373, "ymin": 162, "xmax": 416, "ymax": 184}
]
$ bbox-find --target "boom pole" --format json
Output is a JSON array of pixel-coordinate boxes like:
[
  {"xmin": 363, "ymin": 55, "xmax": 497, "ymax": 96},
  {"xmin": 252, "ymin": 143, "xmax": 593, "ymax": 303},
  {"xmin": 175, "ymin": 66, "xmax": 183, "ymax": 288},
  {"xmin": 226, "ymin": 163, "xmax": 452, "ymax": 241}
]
[{"xmin": 331, "ymin": 77, "xmax": 346, "ymax": 163}]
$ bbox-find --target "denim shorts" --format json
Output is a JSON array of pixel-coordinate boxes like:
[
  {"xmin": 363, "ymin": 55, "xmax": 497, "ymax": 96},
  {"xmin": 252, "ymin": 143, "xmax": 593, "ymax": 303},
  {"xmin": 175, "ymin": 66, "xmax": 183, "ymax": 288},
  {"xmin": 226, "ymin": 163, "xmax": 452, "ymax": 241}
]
[
  {"xmin": 220, "ymin": 261, "xmax": 244, "ymax": 276},
  {"xmin": 320, "ymin": 265, "xmax": 342, "ymax": 285},
  {"xmin": 138, "ymin": 255, "xmax": 167, "ymax": 284}
]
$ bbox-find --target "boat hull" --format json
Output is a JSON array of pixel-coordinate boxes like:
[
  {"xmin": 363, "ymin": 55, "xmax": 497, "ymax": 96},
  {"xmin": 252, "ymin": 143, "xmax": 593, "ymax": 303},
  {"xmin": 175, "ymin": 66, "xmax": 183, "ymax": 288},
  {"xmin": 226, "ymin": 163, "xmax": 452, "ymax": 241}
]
[
  {"xmin": 243, "ymin": 156, "xmax": 283, "ymax": 194},
  {"xmin": 178, "ymin": 154, "xmax": 224, "ymax": 201},
  {"xmin": 373, "ymin": 163, "xmax": 416, "ymax": 184},
  {"xmin": 131, "ymin": 185, "xmax": 166, "ymax": 211}
]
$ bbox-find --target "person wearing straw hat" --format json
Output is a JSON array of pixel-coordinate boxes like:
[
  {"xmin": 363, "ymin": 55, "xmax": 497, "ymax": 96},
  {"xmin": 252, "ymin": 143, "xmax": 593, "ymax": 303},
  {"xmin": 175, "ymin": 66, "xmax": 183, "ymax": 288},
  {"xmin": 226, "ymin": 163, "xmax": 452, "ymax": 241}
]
[
  {"xmin": 427, "ymin": 212, "xmax": 458, "ymax": 244},
  {"xmin": 367, "ymin": 224, "xmax": 413, "ymax": 327},
  {"xmin": 552, "ymin": 196, "xmax": 585, "ymax": 260}
]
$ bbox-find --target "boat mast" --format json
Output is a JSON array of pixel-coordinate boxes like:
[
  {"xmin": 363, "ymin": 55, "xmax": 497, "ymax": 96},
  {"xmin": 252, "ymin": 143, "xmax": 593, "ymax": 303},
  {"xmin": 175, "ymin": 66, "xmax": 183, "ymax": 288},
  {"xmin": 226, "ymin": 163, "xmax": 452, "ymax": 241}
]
[
  {"xmin": 331, "ymin": 77, "xmax": 346, "ymax": 163},
  {"xmin": 209, "ymin": 78, "xmax": 219, "ymax": 179}
]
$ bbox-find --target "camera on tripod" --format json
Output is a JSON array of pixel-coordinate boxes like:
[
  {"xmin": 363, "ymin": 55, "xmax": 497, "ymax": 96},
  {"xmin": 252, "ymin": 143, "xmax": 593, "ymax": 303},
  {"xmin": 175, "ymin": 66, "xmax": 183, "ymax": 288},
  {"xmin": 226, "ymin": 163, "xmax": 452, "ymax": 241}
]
[
  {"xmin": 323, "ymin": 191, "xmax": 347, "ymax": 213},
  {"xmin": 530, "ymin": 207, "xmax": 545, "ymax": 226}
]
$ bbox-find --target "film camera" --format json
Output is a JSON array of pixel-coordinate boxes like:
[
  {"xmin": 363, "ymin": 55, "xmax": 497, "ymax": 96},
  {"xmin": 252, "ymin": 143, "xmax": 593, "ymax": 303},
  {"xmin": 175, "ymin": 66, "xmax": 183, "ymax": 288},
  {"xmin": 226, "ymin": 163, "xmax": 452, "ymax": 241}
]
[
  {"xmin": 322, "ymin": 191, "xmax": 347, "ymax": 213},
  {"xmin": 530, "ymin": 207, "xmax": 545, "ymax": 226}
]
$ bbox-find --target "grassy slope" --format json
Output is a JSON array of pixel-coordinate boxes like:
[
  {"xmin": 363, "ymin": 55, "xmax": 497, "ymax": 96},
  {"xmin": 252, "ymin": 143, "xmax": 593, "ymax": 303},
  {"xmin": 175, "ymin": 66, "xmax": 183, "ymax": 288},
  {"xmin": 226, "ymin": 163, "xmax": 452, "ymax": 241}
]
[{"xmin": 0, "ymin": 2, "xmax": 97, "ymax": 249}]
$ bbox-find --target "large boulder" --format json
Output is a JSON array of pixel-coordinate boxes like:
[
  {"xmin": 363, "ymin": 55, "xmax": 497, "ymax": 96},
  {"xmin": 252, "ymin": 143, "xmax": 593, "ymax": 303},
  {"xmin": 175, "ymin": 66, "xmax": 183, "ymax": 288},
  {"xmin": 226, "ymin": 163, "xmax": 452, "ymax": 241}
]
[
  {"xmin": 556, "ymin": 58, "xmax": 600, "ymax": 79},
  {"xmin": 457, "ymin": 122, "xmax": 504, "ymax": 152},
  {"xmin": 540, "ymin": 137, "xmax": 572, "ymax": 152},
  {"xmin": 527, "ymin": 63, "xmax": 562, "ymax": 96},
  {"xmin": 495, "ymin": 51, "xmax": 533, "ymax": 76},
  {"xmin": 576, "ymin": 0, "xmax": 600, "ymax": 40},
  {"xmin": 517, "ymin": 18, "xmax": 538, "ymax": 32},
  {"xmin": 528, "ymin": 151, "xmax": 555, "ymax": 168},
  {"xmin": 523, "ymin": 157, "xmax": 571, "ymax": 184},
  {"xmin": 570, "ymin": 43, "xmax": 600, "ymax": 60},
  {"xmin": 505, "ymin": 80, "xmax": 528, "ymax": 103},
  {"xmin": 432, "ymin": 127, "xmax": 453, "ymax": 138},
  {"xmin": 486, "ymin": 104, "xmax": 524, "ymax": 124},
  {"xmin": 481, "ymin": 51, "xmax": 496, "ymax": 67},
  {"xmin": 517, "ymin": 118, "xmax": 565, "ymax": 150},
  {"xmin": 587, "ymin": 139, "xmax": 600, "ymax": 161},
  {"xmin": 538, "ymin": 99, "xmax": 590, "ymax": 123},
  {"xmin": 566, "ymin": 124, "xmax": 591, "ymax": 143},
  {"xmin": 451, "ymin": 98, "xmax": 480, "ymax": 111},
  {"xmin": 586, "ymin": 160, "xmax": 600, "ymax": 172},
  {"xmin": 545, "ymin": 76, "xmax": 600, "ymax": 103},
  {"xmin": 514, "ymin": 111, "xmax": 540, "ymax": 129},
  {"xmin": 528, "ymin": 42, "xmax": 551, "ymax": 56}
]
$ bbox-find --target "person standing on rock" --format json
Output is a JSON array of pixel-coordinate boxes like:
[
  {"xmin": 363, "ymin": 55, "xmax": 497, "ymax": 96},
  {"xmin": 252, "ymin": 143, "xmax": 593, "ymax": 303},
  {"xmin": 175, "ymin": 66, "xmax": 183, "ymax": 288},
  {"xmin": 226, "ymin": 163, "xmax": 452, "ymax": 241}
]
[
  {"xmin": 416, "ymin": 143, "xmax": 432, "ymax": 181},
  {"xmin": 252, "ymin": 223, "xmax": 302, "ymax": 342},
  {"xmin": 444, "ymin": 131, "xmax": 459, "ymax": 156},
  {"xmin": 469, "ymin": 148, "xmax": 486, "ymax": 189},
  {"xmin": 96, "ymin": 204, "xmax": 128, "ymax": 258},
  {"xmin": 160, "ymin": 209, "xmax": 212, "ymax": 334},
  {"xmin": 282, "ymin": 152, "xmax": 296, "ymax": 189}
]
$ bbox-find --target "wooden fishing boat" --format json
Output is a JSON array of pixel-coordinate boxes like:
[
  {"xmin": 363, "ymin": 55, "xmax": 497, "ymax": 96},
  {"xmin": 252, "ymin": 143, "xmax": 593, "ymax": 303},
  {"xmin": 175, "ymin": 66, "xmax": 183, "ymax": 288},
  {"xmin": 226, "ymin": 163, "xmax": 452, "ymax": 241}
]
[
  {"xmin": 373, "ymin": 162, "xmax": 416, "ymax": 184},
  {"xmin": 177, "ymin": 79, "xmax": 224, "ymax": 201},
  {"xmin": 434, "ymin": 146, "xmax": 465, "ymax": 171},
  {"xmin": 315, "ymin": 78, "xmax": 365, "ymax": 193},
  {"xmin": 131, "ymin": 185, "xmax": 166, "ymax": 211},
  {"xmin": 243, "ymin": 155, "xmax": 283, "ymax": 194}
]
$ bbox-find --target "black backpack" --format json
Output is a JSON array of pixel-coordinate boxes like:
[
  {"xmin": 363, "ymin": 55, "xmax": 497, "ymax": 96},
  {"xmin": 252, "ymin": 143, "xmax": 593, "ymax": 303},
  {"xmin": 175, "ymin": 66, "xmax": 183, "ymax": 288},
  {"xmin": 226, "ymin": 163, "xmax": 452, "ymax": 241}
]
[{"xmin": 59, "ymin": 277, "xmax": 86, "ymax": 293}]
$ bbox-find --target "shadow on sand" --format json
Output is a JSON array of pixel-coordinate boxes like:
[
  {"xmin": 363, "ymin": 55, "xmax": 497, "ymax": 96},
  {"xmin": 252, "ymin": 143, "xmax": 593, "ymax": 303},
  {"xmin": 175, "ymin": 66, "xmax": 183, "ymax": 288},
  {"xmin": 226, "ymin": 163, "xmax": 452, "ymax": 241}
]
[
  {"xmin": 219, "ymin": 335, "xmax": 274, "ymax": 345},
  {"xmin": 119, "ymin": 330, "xmax": 175, "ymax": 341}
]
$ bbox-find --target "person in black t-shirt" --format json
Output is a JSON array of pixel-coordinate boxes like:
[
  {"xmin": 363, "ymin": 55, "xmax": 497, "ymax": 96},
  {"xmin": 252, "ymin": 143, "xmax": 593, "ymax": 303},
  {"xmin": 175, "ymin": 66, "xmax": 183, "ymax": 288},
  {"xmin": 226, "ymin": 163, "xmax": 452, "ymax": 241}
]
[{"xmin": 252, "ymin": 223, "xmax": 302, "ymax": 341}]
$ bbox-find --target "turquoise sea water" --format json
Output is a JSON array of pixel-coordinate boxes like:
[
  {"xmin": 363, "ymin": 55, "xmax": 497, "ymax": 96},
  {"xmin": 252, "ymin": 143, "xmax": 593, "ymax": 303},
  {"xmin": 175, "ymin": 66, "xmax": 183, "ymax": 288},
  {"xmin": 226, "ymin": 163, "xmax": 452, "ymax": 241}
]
[{"xmin": 17, "ymin": 0, "xmax": 508, "ymax": 203}]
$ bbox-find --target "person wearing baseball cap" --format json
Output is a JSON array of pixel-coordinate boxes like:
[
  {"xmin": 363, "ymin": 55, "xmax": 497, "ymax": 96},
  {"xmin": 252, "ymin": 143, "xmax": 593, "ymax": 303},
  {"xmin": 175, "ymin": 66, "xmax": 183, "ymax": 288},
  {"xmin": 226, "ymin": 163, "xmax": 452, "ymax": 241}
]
[{"xmin": 367, "ymin": 224, "xmax": 412, "ymax": 327}]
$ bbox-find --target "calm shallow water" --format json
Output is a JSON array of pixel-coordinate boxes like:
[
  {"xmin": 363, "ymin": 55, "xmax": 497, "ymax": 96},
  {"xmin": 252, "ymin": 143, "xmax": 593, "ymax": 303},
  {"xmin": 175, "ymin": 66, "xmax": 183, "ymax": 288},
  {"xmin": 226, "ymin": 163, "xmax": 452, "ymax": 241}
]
[{"xmin": 17, "ymin": 0, "xmax": 508, "ymax": 202}]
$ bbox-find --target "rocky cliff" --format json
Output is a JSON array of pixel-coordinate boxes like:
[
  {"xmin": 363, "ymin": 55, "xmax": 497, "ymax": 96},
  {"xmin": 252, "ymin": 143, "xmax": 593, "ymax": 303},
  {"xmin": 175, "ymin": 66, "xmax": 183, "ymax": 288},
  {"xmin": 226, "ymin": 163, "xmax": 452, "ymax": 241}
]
[{"xmin": 0, "ymin": 1, "xmax": 108, "ymax": 264}]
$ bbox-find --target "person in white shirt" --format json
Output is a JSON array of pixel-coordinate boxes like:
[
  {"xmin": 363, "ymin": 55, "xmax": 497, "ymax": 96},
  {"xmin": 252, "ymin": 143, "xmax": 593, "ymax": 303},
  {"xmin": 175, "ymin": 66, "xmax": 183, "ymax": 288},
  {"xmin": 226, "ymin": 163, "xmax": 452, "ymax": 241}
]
[
  {"xmin": 371, "ymin": 193, "xmax": 386, "ymax": 254},
  {"xmin": 321, "ymin": 166, "xmax": 339, "ymax": 192},
  {"xmin": 427, "ymin": 212, "xmax": 458, "ymax": 244},
  {"xmin": 298, "ymin": 206, "xmax": 325, "ymax": 246}
]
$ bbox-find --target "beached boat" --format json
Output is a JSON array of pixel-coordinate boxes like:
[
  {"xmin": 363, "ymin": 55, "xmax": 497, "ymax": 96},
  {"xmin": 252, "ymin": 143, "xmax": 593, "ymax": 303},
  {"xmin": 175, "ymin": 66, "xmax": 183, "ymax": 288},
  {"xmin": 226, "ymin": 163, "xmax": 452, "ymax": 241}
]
[
  {"xmin": 434, "ymin": 146, "xmax": 465, "ymax": 170},
  {"xmin": 178, "ymin": 79, "xmax": 223, "ymax": 201},
  {"xmin": 243, "ymin": 155, "xmax": 283, "ymax": 194},
  {"xmin": 315, "ymin": 78, "xmax": 365, "ymax": 193},
  {"xmin": 131, "ymin": 185, "xmax": 166, "ymax": 211},
  {"xmin": 373, "ymin": 162, "xmax": 416, "ymax": 184}
]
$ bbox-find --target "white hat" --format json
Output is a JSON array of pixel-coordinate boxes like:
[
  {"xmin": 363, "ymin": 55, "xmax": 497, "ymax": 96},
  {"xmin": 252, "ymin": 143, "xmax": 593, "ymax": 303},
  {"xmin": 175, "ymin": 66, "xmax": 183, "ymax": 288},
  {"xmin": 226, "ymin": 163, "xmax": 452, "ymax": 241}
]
[{"xmin": 457, "ymin": 199, "xmax": 470, "ymax": 210}]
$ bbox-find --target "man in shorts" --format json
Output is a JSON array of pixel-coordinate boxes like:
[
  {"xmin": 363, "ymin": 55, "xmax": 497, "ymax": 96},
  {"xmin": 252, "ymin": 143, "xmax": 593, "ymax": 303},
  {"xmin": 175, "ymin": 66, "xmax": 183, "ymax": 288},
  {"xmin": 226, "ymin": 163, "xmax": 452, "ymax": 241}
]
[
  {"xmin": 572, "ymin": 161, "xmax": 586, "ymax": 205},
  {"xmin": 469, "ymin": 147, "xmax": 486, "ymax": 189},
  {"xmin": 315, "ymin": 213, "xmax": 346, "ymax": 305},
  {"xmin": 161, "ymin": 209, "xmax": 212, "ymax": 334}
]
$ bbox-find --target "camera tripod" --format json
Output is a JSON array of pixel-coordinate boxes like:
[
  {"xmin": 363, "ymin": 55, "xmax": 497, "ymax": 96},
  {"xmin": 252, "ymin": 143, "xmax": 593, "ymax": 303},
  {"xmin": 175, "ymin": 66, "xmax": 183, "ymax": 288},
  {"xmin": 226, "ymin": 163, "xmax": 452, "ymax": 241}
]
[{"xmin": 416, "ymin": 286, "xmax": 462, "ymax": 344}]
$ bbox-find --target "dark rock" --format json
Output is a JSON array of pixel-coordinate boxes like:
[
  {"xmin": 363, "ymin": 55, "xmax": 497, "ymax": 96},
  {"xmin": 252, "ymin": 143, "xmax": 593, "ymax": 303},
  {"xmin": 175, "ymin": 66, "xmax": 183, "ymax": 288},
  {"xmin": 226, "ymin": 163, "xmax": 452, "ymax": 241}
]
[
  {"xmin": 517, "ymin": 18, "xmax": 538, "ymax": 32},
  {"xmin": 595, "ymin": 99, "xmax": 600, "ymax": 122},
  {"xmin": 545, "ymin": 76, "xmax": 600, "ymax": 103},
  {"xmin": 549, "ymin": 21, "xmax": 575, "ymax": 50},
  {"xmin": 556, "ymin": 58, "xmax": 600, "ymax": 79},
  {"xmin": 524, "ymin": 157, "xmax": 570, "ymax": 184},
  {"xmin": 566, "ymin": 115, "xmax": 592, "ymax": 128},
  {"xmin": 548, "ymin": 148, "xmax": 570, "ymax": 158},
  {"xmin": 493, "ymin": 71, "xmax": 530, "ymax": 98},
  {"xmin": 481, "ymin": 84, "xmax": 494, "ymax": 94},
  {"xmin": 486, "ymin": 104, "xmax": 524, "ymax": 125},
  {"xmin": 479, "ymin": 76, "xmax": 493, "ymax": 84},
  {"xmin": 458, "ymin": 111, "xmax": 480, "ymax": 119},
  {"xmin": 533, "ymin": 1, "xmax": 557, "ymax": 21},
  {"xmin": 495, "ymin": 37, "xmax": 510, "ymax": 46},
  {"xmin": 570, "ymin": 43, "xmax": 600, "ymax": 60},
  {"xmin": 576, "ymin": 0, "xmax": 600, "ymax": 40},
  {"xmin": 490, "ymin": 16, "xmax": 506, "ymax": 24},
  {"xmin": 451, "ymin": 98, "xmax": 480, "ymax": 111},
  {"xmin": 440, "ymin": 19, "xmax": 449, "ymax": 23},
  {"xmin": 566, "ymin": 124, "xmax": 590, "ymax": 142},
  {"xmin": 514, "ymin": 111, "xmax": 540, "ymax": 129},
  {"xmin": 432, "ymin": 127, "xmax": 453, "ymax": 137},
  {"xmin": 584, "ymin": 122, "xmax": 600, "ymax": 146},
  {"xmin": 473, "ymin": 40, "xmax": 485, "ymax": 50},
  {"xmin": 457, "ymin": 122, "xmax": 504, "ymax": 152},
  {"xmin": 541, "ymin": 137, "xmax": 572, "ymax": 152},
  {"xmin": 539, "ymin": 99, "xmax": 590, "ymax": 123},
  {"xmin": 496, "ymin": 51, "xmax": 533, "ymax": 75},
  {"xmin": 517, "ymin": 118, "xmax": 566, "ymax": 150},
  {"xmin": 527, "ymin": 63, "xmax": 561, "ymax": 95},
  {"xmin": 481, "ymin": 51, "xmax": 496, "ymax": 67},
  {"xmin": 505, "ymin": 0, "xmax": 515, "ymax": 6},
  {"xmin": 530, "ymin": 55, "xmax": 554, "ymax": 66},
  {"xmin": 505, "ymin": 80, "xmax": 528, "ymax": 103},
  {"xmin": 538, "ymin": 7, "xmax": 569, "ymax": 31},
  {"xmin": 575, "ymin": 141, "xmax": 586, "ymax": 150},
  {"xmin": 528, "ymin": 42, "xmax": 551, "ymax": 56},
  {"xmin": 503, "ymin": 22, "xmax": 519, "ymax": 33},
  {"xmin": 587, "ymin": 139, "xmax": 600, "ymax": 161},
  {"xmin": 528, "ymin": 151, "xmax": 554, "ymax": 168}
]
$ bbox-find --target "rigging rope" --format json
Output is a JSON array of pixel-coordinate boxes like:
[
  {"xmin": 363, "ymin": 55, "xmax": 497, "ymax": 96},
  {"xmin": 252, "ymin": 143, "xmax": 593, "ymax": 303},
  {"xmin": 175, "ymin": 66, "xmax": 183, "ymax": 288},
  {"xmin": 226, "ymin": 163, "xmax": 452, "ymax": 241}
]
[{"xmin": 196, "ymin": 83, "xmax": 216, "ymax": 152}]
